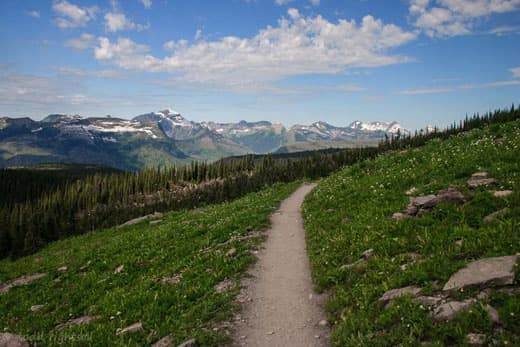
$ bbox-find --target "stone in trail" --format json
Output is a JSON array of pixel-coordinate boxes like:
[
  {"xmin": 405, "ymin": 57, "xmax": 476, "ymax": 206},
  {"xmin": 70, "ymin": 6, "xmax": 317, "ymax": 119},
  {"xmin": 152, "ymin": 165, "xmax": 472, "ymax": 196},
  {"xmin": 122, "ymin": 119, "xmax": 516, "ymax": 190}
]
[
  {"xmin": 0, "ymin": 273, "xmax": 48, "ymax": 294},
  {"xmin": 231, "ymin": 183, "xmax": 329, "ymax": 346},
  {"xmin": 443, "ymin": 255, "xmax": 517, "ymax": 292}
]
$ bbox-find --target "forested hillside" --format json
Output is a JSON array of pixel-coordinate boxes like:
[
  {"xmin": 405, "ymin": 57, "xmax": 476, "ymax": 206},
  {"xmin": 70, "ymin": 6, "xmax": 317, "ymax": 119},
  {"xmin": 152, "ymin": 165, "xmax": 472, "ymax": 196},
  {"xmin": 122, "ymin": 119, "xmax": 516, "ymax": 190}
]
[
  {"xmin": 303, "ymin": 117, "xmax": 520, "ymax": 345},
  {"xmin": 1, "ymin": 105, "xmax": 519, "ymax": 258}
]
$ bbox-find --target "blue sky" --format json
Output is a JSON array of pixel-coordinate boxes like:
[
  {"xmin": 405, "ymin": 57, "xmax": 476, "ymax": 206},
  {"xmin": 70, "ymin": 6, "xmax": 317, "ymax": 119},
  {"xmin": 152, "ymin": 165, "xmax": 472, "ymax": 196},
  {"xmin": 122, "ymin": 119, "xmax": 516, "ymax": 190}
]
[{"xmin": 0, "ymin": 0, "xmax": 519, "ymax": 129}]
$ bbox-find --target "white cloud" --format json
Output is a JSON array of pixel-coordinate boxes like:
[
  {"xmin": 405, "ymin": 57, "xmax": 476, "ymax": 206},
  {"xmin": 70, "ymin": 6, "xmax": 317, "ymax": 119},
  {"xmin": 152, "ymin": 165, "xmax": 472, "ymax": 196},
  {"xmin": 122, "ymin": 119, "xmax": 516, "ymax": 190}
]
[
  {"xmin": 94, "ymin": 9, "xmax": 416, "ymax": 92},
  {"xmin": 309, "ymin": 0, "xmax": 320, "ymax": 6},
  {"xmin": 64, "ymin": 33, "xmax": 96, "ymax": 50},
  {"xmin": 104, "ymin": 12, "xmax": 150, "ymax": 32},
  {"xmin": 52, "ymin": 0, "xmax": 98, "ymax": 29},
  {"xmin": 194, "ymin": 29, "xmax": 203, "ymax": 40},
  {"xmin": 55, "ymin": 67, "xmax": 128, "ymax": 79},
  {"xmin": 27, "ymin": 10, "xmax": 40, "ymax": 18},
  {"xmin": 400, "ymin": 87, "xmax": 455, "ymax": 95},
  {"xmin": 511, "ymin": 67, "xmax": 520, "ymax": 78},
  {"xmin": 139, "ymin": 0, "xmax": 152, "ymax": 9},
  {"xmin": 409, "ymin": 0, "xmax": 520, "ymax": 37},
  {"xmin": 275, "ymin": 0, "xmax": 294, "ymax": 5}
]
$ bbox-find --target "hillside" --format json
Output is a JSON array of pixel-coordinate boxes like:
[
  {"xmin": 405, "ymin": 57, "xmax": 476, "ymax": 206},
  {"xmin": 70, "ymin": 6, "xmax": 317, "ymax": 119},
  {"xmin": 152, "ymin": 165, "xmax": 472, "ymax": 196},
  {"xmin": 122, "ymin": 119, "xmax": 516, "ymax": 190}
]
[
  {"xmin": 303, "ymin": 120, "xmax": 520, "ymax": 345},
  {"xmin": 0, "ymin": 182, "xmax": 300, "ymax": 346}
]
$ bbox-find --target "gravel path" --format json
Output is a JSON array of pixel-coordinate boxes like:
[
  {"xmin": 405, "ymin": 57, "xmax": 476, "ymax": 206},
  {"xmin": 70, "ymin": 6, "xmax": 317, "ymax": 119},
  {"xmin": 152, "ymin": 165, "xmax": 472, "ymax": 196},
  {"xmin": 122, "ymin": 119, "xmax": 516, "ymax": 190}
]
[{"xmin": 230, "ymin": 183, "xmax": 329, "ymax": 347}]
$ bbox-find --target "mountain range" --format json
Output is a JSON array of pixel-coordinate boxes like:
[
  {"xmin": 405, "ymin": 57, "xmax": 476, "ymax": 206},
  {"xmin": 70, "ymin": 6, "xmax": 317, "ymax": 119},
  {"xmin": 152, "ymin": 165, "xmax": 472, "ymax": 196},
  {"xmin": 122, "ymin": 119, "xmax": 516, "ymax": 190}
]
[{"xmin": 0, "ymin": 109, "xmax": 412, "ymax": 170}]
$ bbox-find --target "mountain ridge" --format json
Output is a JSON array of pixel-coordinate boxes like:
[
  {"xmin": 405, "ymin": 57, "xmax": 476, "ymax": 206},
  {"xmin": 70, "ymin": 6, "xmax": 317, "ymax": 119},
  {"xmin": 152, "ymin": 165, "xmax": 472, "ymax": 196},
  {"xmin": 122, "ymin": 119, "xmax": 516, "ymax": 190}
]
[{"xmin": 0, "ymin": 109, "xmax": 414, "ymax": 170}]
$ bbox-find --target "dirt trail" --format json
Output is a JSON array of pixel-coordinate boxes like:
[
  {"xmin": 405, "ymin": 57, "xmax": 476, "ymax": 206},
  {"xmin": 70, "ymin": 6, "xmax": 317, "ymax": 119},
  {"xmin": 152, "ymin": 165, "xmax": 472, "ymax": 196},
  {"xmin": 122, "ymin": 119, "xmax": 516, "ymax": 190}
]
[{"xmin": 231, "ymin": 183, "xmax": 329, "ymax": 347}]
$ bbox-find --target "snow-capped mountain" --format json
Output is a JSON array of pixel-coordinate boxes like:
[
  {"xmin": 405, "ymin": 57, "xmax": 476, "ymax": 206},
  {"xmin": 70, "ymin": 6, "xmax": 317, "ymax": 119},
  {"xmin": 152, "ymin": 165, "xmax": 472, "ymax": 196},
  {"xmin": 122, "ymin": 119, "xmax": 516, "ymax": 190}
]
[
  {"xmin": 133, "ymin": 109, "xmax": 208, "ymax": 141},
  {"xmin": 288, "ymin": 120, "xmax": 409, "ymax": 143},
  {"xmin": 0, "ymin": 108, "xmax": 412, "ymax": 170}
]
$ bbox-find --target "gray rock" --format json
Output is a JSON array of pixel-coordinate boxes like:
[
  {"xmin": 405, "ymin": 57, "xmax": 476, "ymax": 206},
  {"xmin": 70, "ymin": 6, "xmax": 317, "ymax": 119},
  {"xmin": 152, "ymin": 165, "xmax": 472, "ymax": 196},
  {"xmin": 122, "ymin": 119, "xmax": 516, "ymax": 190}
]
[
  {"xmin": 433, "ymin": 299, "xmax": 475, "ymax": 321},
  {"xmin": 483, "ymin": 208, "xmax": 510, "ymax": 223},
  {"xmin": 177, "ymin": 339, "xmax": 199, "ymax": 347},
  {"xmin": 391, "ymin": 212, "xmax": 407, "ymax": 220},
  {"xmin": 466, "ymin": 333, "xmax": 486, "ymax": 346},
  {"xmin": 379, "ymin": 285, "xmax": 422, "ymax": 303},
  {"xmin": 151, "ymin": 336, "xmax": 174, "ymax": 347},
  {"xmin": 30, "ymin": 304, "xmax": 45, "ymax": 312},
  {"xmin": 0, "ymin": 273, "xmax": 48, "ymax": 294},
  {"xmin": 116, "ymin": 322, "xmax": 143, "ymax": 335},
  {"xmin": 361, "ymin": 249, "xmax": 374, "ymax": 260},
  {"xmin": 149, "ymin": 220, "xmax": 162, "ymax": 226},
  {"xmin": 57, "ymin": 266, "xmax": 68, "ymax": 273},
  {"xmin": 493, "ymin": 190, "xmax": 513, "ymax": 198},
  {"xmin": 486, "ymin": 304, "xmax": 500, "ymax": 324},
  {"xmin": 468, "ymin": 177, "xmax": 498, "ymax": 189},
  {"xmin": 0, "ymin": 333, "xmax": 29, "ymax": 347},
  {"xmin": 56, "ymin": 315, "xmax": 101, "ymax": 331},
  {"xmin": 114, "ymin": 265, "xmax": 124, "ymax": 274},
  {"xmin": 226, "ymin": 248, "xmax": 237, "ymax": 257},
  {"xmin": 443, "ymin": 255, "xmax": 517, "ymax": 292},
  {"xmin": 410, "ymin": 195, "xmax": 437, "ymax": 208},
  {"xmin": 423, "ymin": 187, "xmax": 466, "ymax": 209},
  {"xmin": 117, "ymin": 212, "xmax": 163, "ymax": 228},
  {"xmin": 415, "ymin": 296, "xmax": 443, "ymax": 306},
  {"xmin": 472, "ymin": 172, "xmax": 489, "ymax": 178}
]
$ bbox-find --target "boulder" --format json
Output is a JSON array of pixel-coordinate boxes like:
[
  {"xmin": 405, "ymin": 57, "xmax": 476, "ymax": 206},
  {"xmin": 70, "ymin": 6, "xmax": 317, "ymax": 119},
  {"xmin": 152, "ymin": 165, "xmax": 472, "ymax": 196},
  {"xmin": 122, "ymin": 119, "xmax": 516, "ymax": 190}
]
[
  {"xmin": 152, "ymin": 336, "xmax": 174, "ymax": 347},
  {"xmin": 433, "ymin": 299, "xmax": 475, "ymax": 321},
  {"xmin": 410, "ymin": 195, "xmax": 437, "ymax": 208},
  {"xmin": 116, "ymin": 322, "xmax": 143, "ymax": 335},
  {"xmin": 0, "ymin": 273, "xmax": 47, "ymax": 294},
  {"xmin": 0, "ymin": 333, "xmax": 29, "ymax": 347},
  {"xmin": 379, "ymin": 285, "xmax": 422, "ymax": 303},
  {"xmin": 484, "ymin": 208, "xmax": 510, "ymax": 223},
  {"xmin": 177, "ymin": 339, "xmax": 199, "ymax": 347},
  {"xmin": 443, "ymin": 255, "xmax": 517, "ymax": 292},
  {"xmin": 467, "ymin": 173, "xmax": 498, "ymax": 189},
  {"xmin": 422, "ymin": 187, "xmax": 466, "ymax": 209}
]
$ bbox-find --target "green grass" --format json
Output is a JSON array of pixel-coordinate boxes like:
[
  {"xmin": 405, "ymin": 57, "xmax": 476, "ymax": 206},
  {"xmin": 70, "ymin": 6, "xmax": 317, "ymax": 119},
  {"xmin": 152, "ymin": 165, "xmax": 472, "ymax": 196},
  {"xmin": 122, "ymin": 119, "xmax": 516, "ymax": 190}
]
[
  {"xmin": 303, "ymin": 121, "xmax": 520, "ymax": 346},
  {"xmin": 0, "ymin": 181, "xmax": 300, "ymax": 346}
]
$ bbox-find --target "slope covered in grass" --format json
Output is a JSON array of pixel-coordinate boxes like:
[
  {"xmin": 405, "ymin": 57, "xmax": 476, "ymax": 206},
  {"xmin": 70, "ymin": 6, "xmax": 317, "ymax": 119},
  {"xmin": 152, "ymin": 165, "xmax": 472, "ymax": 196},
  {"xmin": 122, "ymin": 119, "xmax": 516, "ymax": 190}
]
[
  {"xmin": 303, "ymin": 121, "xmax": 520, "ymax": 346},
  {"xmin": 0, "ymin": 182, "xmax": 299, "ymax": 346}
]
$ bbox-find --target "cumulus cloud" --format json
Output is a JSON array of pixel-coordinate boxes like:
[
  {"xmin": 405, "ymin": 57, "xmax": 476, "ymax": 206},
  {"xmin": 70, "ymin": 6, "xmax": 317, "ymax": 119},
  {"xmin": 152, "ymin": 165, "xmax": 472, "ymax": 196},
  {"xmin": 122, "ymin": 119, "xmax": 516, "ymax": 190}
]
[
  {"xmin": 93, "ymin": 9, "xmax": 416, "ymax": 92},
  {"xmin": 139, "ymin": 0, "xmax": 152, "ymax": 9},
  {"xmin": 409, "ymin": 0, "xmax": 520, "ymax": 37},
  {"xmin": 511, "ymin": 67, "xmax": 520, "ymax": 78},
  {"xmin": 52, "ymin": 0, "xmax": 98, "ymax": 29},
  {"xmin": 104, "ymin": 12, "xmax": 150, "ymax": 32},
  {"xmin": 64, "ymin": 33, "xmax": 96, "ymax": 50}
]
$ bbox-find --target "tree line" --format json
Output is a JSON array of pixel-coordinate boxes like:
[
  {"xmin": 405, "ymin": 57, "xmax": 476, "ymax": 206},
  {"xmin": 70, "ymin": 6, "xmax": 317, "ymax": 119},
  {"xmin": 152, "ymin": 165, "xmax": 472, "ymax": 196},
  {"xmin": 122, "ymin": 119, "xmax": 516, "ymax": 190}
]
[{"xmin": 1, "ymin": 104, "xmax": 519, "ymax": 258}]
